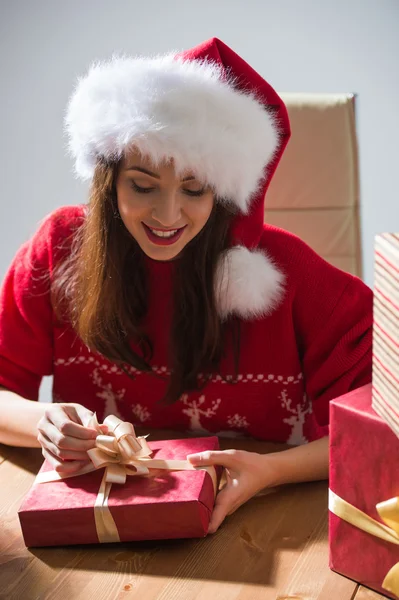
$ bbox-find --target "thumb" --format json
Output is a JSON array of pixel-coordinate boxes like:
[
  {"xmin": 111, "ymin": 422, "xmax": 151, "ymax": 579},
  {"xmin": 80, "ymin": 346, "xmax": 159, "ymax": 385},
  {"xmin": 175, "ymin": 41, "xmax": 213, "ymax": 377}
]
[
  {"xmin": 74, "ymin": 407, "xmax": 108, "ymax": 434},
  {"xmin": 187, "ymin": 450, "xmax": 237, "ymax": 469}
]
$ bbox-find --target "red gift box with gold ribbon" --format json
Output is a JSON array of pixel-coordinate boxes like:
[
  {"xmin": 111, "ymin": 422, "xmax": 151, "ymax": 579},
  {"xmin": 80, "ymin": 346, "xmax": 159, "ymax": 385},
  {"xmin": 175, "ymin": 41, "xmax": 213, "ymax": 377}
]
[
  {"xmin": 329, "ymin": 384, "xmax": 399, "ymax": 599},
  {"xmin": 18, "ymin": 415, "xmax": 220, "ymax": 547}
]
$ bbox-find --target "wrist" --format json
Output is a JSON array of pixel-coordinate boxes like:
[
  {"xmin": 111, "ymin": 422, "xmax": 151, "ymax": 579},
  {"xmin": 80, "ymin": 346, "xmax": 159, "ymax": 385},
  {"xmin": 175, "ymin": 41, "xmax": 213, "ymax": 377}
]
[
  {"xmin": 0, "ymin": 389, "xmax": 45, "ymax": 448},
  {"xmin": 257, "ymin": 436, "xmax": 330, "ymax": 488},
  {"xmin": 258, "ymin": 450, "xmax": 291, "ymax": 488}
]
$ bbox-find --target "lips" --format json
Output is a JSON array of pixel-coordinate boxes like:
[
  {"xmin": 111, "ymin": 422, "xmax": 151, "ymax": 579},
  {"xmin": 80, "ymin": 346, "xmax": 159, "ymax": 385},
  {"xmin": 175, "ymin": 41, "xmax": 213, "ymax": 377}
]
[{"xmin": 142, "ymin": 223, "xmax": 186, "ymax": 246}]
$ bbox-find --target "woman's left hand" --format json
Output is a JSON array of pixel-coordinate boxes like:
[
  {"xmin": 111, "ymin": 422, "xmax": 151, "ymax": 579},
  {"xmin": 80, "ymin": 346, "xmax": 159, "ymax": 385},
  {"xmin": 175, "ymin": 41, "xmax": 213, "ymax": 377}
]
[{"xmin": 187, "ymin": 449, "xmax": 275, "ymax": 534}]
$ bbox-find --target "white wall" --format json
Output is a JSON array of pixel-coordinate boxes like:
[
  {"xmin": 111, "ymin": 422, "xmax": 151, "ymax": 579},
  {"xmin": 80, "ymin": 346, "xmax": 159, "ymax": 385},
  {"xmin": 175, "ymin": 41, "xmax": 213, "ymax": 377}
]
[{"xmin": 1, "ymin": 0, "xmax": 398, "ymax": 289}]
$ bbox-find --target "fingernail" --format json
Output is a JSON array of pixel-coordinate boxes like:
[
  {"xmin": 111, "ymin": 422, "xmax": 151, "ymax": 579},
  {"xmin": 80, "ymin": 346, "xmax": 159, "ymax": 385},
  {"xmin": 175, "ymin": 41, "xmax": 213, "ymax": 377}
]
[{"xmin": 187, "ymin": 453, "xmax": 200, "ymax": 463}]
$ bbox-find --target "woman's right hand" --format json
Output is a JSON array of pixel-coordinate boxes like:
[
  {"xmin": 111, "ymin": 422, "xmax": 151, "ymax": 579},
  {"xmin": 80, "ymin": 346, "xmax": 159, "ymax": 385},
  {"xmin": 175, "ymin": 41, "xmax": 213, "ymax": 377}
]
[{"xmin": 37, "ymin": 403, "xmax": 106, "ymax": 474}]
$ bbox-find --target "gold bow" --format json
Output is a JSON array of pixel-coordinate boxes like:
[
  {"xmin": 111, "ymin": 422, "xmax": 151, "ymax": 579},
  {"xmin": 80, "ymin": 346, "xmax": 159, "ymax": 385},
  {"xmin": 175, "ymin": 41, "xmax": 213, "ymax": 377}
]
[
  {"xmin": 36, "ymin": 414, "xmax": 217, "ymax": 543},
  {"xmin": 329, "ymin": 489, "xmax": 399, "ymax": 596}
]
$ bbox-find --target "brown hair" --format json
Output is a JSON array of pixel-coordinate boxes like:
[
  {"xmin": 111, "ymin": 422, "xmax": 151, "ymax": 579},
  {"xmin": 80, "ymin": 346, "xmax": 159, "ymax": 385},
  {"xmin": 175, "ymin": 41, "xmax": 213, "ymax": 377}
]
[{"xmin": 51, "ymin": 161, "xmax": 239, "ymax": 404}]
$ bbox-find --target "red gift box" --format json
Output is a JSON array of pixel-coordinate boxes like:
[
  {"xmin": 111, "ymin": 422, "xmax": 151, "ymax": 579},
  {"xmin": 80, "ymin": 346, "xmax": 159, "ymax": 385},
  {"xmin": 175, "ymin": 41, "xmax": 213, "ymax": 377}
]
[
  {"xmin": 18, "ymin": 436, "xmax": 220, "ymax": 547},
  {"xmin": 329, "ymin": 384, "xmax": 399, "ymax": 599}
]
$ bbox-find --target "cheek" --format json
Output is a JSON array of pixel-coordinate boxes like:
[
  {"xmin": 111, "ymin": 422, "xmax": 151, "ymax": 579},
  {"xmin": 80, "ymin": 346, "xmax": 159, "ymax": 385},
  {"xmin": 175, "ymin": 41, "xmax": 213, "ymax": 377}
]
[
  {"xmin": 117, "ymin": 190, "xmax": 148, "ymax": 224},
  {"xmin": 186, "ymin": 196, "xmax": 214, "ymax": 228}
]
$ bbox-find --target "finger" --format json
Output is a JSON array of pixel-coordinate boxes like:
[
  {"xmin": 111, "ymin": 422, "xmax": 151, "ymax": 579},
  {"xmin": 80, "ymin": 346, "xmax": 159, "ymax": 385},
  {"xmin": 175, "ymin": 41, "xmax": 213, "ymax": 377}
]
[
  {"xmin": 73, "ymin": 406, "xmax": 108, "ymax": 434},
  {"xmin": 38, "ymin": 422, "xmax": 98, "ymax": 452},
  {"xmin": 208, "ymin": 489, "xmax": 233, "ymax": 534},
  {"xmin": 73, "ymin": 405, "xmax": 99, "ymax": 429},
  {"xmin": 41, "ymin": 447, "xmax": 89, "ymax": 475},
  {"xmin": 187, "ymin": 449, "xmax": 240, "ymax": 469},
  {"xmin": 38, "ymin": 432, "xmax": 92, "ymax": 462},
  {"xmin": 208, "ymin": 484, "xmax": 242, "ymax": 534},
  {"xmin": 45, "ymin": 406, "xmax": 98, "ymax": 440}
]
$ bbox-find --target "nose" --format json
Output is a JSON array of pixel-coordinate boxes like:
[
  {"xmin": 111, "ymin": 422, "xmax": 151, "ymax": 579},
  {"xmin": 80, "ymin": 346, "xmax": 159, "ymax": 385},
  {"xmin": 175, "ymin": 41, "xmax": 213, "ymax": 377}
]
[{"xmin": 151, "ymin": 190, "xmax": 182, "ymax": 227}]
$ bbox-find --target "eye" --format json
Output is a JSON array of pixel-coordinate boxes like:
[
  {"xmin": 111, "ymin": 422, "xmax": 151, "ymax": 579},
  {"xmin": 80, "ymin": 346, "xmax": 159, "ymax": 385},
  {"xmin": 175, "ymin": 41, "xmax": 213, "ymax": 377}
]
[
  {"xmin": 130, "ymin": 181, "xmax": 154, "ymax": 194},
  {"xmin": 183, "ymin": 188, "xmax": 206, "ymax": 197}
]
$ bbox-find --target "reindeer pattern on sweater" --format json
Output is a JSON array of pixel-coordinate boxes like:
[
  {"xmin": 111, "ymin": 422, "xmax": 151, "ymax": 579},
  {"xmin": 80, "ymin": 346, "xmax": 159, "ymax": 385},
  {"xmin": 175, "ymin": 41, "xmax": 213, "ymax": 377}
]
[
  {"xmin": 52, "ymin": 353, "xmax": 318, "ymax": 444},
  {"xmin": 0, "ymin": 206, "xmax": 373, "ymax": 444}
]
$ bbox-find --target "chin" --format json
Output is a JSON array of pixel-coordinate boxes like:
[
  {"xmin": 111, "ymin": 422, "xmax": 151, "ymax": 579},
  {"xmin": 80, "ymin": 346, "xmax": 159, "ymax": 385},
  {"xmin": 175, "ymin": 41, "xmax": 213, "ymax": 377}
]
[{"xmin": 141, "ymin": 242, "xmax": 184, "ymax": 262}]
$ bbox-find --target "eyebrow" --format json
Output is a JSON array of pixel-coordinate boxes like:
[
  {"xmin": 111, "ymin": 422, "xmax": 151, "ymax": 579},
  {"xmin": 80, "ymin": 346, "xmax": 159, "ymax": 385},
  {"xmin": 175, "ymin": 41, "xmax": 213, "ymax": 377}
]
[{"xmin": 125, "ymin": 165, "xmax": 195, "ymax": 182}]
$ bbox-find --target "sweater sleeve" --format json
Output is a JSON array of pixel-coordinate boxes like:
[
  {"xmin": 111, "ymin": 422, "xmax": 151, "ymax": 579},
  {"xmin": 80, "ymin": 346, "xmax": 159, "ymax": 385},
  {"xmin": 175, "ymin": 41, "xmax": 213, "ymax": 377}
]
[
  {"xmin": 260, "ymin": 226, "xmax": 373, "ymax": 431},
  {"xmin": 0, "ymin": 215, "xmax": 57, "ymax": 400},
  {"xmin": 299, "ymin": 273, "xmax": 373, "ymax": 428}
]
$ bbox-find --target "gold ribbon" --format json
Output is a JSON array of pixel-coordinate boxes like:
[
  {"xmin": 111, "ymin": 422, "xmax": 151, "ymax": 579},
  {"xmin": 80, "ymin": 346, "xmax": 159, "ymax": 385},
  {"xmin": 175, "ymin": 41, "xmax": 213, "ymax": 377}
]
[
  {"xmin": 329, "ymin": 489, "xmax": 399, "ymax": 596},
  {"xmin": 36, "ymin": 414, "xmax": 217, "ymax": 543}
]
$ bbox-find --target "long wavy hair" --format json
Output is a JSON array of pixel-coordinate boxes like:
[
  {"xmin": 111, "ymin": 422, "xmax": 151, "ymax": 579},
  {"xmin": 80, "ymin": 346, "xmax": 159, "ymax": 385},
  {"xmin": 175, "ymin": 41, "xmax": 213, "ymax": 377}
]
[{"xmin": 51, "ymin": 160, "xmax": 240, "ymax": 404}]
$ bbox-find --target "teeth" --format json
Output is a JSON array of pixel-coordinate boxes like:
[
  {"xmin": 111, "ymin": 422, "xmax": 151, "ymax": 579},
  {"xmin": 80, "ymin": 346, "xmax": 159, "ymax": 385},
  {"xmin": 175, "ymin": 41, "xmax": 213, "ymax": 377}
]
[{"xmin": 149, "ymin": 228, "xmax": 178, "ymax": 238}]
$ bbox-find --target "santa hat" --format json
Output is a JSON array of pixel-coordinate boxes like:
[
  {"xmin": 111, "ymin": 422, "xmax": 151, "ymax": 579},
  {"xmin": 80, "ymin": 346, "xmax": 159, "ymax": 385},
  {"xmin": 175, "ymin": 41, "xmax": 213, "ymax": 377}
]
[{"xmin": 65, "ymin": 38, "xmax": 291, "ymax": 319}]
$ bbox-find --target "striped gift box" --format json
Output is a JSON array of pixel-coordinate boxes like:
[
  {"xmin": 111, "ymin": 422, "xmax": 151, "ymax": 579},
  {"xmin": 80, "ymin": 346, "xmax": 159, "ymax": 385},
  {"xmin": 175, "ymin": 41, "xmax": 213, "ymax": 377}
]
[{"xmin": 372, "ymin": 233, "xmax": 399, "ymax": 437}]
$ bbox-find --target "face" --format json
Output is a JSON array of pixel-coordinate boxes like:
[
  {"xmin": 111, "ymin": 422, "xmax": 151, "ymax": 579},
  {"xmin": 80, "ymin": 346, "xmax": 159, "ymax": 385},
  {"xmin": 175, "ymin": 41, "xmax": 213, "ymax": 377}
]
[{"xmin": 116, "ymin": 149, "xmax": 215, "ymax": 261}]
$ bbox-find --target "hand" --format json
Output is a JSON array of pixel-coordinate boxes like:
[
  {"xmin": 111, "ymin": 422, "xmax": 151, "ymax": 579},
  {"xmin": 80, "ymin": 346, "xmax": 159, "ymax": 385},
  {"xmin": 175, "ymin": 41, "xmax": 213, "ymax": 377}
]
[
  {"xmin": 37, "ymin": 403, "xmax": 106, "ymax": 474},
  {"xmin": 187, "ymin": 449, "xmax": 275, "ymax": 534}
]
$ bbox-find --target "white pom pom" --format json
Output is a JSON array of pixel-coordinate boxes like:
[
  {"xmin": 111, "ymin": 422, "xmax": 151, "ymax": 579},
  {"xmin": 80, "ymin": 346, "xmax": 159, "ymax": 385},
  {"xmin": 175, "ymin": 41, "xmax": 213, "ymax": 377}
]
[{"xmin": 215, "ymin": 246, "xmax": 285, "ymax": 320}]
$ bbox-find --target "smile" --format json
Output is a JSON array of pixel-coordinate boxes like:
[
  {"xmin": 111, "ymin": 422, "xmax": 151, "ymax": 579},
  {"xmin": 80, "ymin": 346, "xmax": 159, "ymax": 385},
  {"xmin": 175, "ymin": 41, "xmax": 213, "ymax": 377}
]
[{"xmin": 142, "ymin": 223, "xmax": 186, "ymax": 246}]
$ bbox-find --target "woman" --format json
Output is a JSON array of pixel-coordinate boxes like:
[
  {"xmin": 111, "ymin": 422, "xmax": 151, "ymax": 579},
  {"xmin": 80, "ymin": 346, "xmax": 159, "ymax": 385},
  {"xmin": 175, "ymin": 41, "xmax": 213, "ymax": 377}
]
[{"xmin": 0, "ymin": 38, "xmax": 372, "ymax": 534}]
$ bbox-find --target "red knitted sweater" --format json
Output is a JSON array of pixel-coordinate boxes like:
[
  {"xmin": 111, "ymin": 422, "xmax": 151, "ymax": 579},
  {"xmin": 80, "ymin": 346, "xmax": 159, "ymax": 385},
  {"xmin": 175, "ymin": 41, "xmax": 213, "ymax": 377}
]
[{"xmin": 0, "ymin": 205, "xmax": 372, "ymax": 444}]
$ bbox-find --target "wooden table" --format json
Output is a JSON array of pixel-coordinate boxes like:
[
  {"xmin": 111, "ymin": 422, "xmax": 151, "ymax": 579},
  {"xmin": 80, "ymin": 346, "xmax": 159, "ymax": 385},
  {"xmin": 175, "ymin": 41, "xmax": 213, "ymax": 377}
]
[{"xmin": 0, "ymin": 433, "xmax": 387, "ymax": 600}]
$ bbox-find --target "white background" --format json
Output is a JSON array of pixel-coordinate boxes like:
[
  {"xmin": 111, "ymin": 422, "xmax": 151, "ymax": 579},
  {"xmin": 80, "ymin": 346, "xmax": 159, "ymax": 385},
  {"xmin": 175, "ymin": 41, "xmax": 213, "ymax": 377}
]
[{"xmin": 1, "ymin": 0, "xmax": 398, "ymax": 288}]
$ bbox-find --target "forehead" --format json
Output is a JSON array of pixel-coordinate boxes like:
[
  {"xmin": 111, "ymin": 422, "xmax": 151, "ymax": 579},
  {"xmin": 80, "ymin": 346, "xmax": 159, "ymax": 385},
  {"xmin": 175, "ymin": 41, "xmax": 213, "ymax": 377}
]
[{"xmin": 121, "ymin": 147, "xmax": 196, "ymax": 179}]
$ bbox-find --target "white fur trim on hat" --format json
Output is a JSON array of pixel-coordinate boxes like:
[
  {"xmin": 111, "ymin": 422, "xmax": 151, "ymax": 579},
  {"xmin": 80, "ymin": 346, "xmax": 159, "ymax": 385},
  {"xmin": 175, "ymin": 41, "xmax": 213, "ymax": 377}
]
[
  {"xmin": 65, "ymin": 54, "xmax": 280, "ymax": 213},
  {"xmin": 215, "ymin": 246, "xmax": 285, "ymax": 320}
]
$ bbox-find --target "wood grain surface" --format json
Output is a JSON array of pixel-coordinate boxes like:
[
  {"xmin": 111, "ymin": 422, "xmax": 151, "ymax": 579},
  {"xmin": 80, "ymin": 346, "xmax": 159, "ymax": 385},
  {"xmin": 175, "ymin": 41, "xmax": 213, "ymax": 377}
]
[
  {"xmin": 355, "ymin": 587, "xmax": 392, "ymax": 600},
  {"xmin": 0, "ymin": 432, "xmax": 389, "ymax": 600}
]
